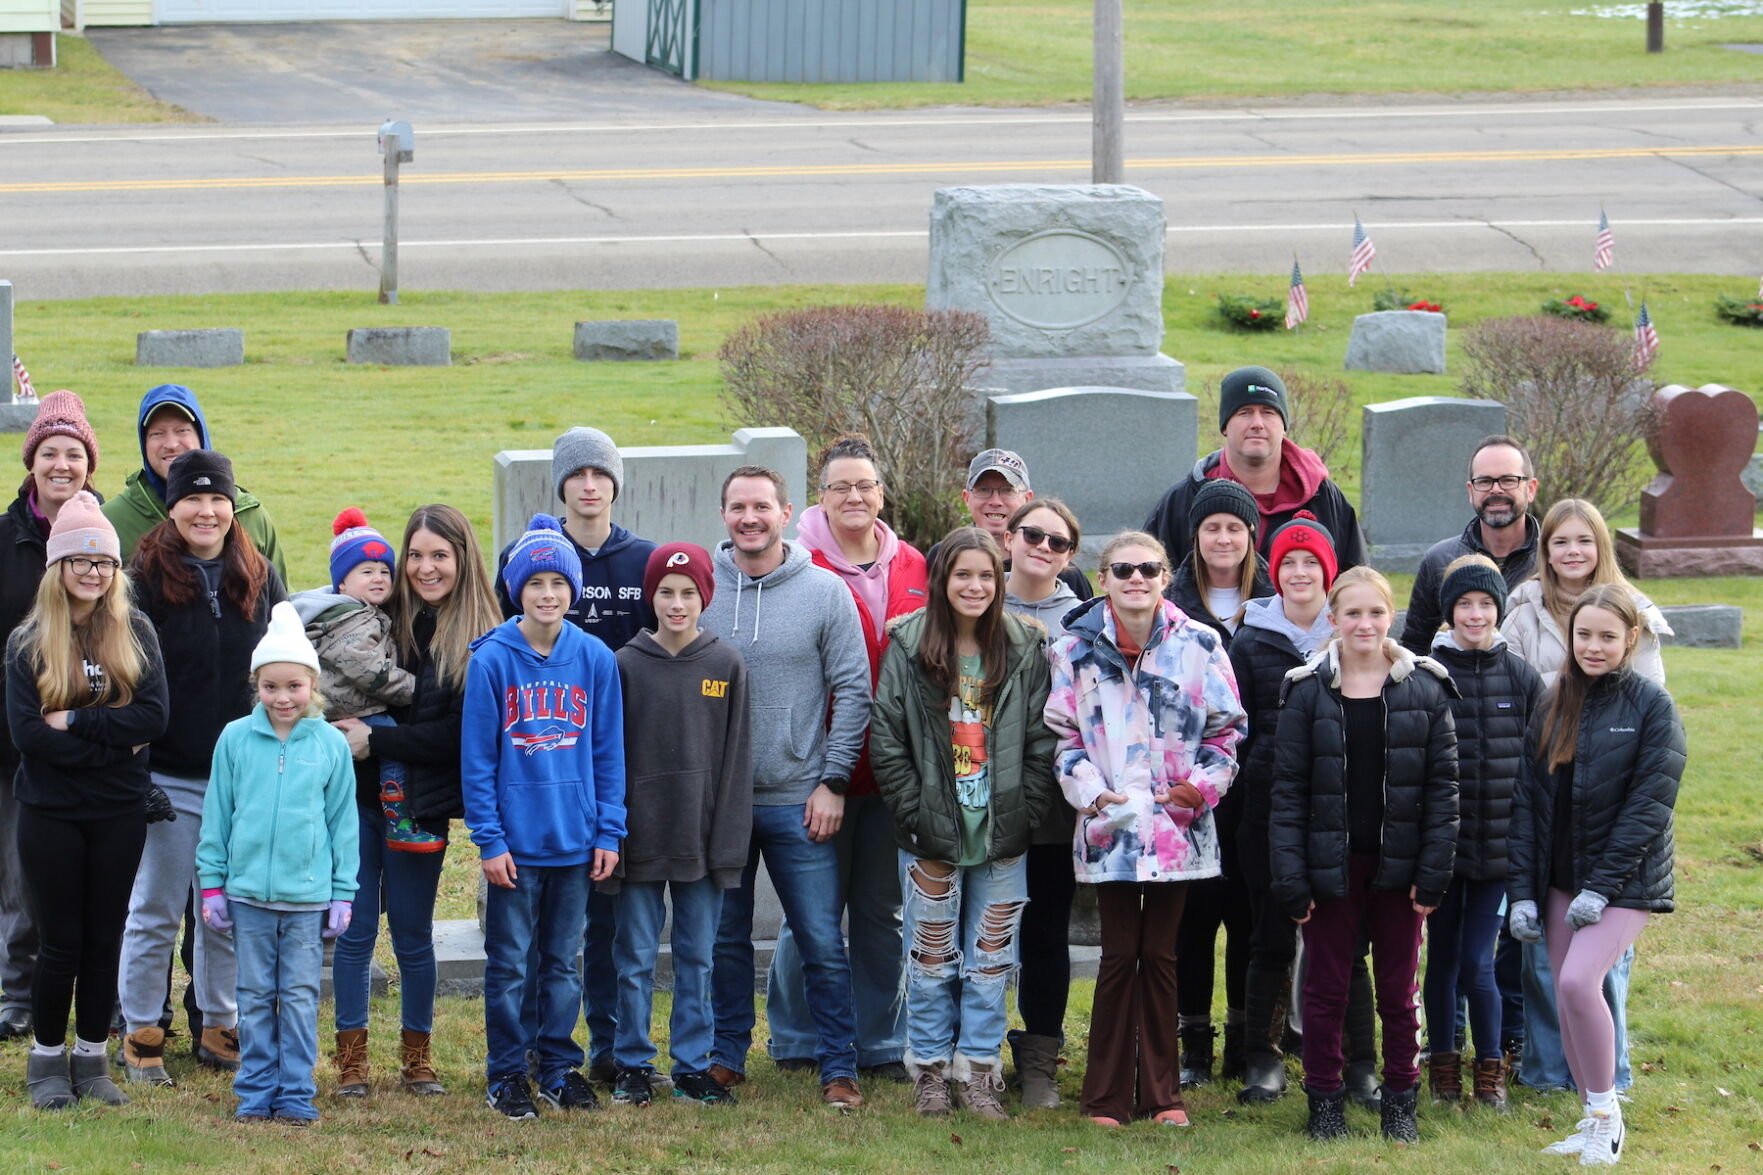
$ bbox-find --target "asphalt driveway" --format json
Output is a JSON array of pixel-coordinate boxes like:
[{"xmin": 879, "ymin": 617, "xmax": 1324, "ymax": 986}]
[{"xmin": 89, "ymin": 20, "xmax": 795, "ymax": 125}]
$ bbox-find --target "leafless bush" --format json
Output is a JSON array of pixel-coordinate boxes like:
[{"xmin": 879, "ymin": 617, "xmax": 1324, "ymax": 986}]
[
  {"xmin": 1278, "ymin": 368, "xmax": 1355, "ymax": 480},
  {"xmin": 1459, "ymin": 315, "xmax": 1658, "ymax": 516},
  {"xmin": 719, "ymin": 305, "xmax": 991, "ymax": 549}
]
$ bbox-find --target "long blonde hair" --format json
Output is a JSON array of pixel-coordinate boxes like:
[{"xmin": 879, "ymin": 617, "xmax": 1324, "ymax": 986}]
[
  {"xmin": 390, "ymin": 505, "xmax": 502, "ymax": 694},
  {"xmin": 18, "ymin": 562, "xmax": 146, "ymax": 711},
  {"xmin": 1536, "ymin": 498, "xmax": 1628, "ymax": 629}
]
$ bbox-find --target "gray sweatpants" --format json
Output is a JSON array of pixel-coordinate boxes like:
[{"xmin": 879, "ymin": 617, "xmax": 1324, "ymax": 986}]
[
  {"xmin": 0, "ymin": 766, "xmax": 38, "ymax": 1015},
  {"xmin": 117, "ymin": 772, "xmax": 236, "ymax": 1033}
]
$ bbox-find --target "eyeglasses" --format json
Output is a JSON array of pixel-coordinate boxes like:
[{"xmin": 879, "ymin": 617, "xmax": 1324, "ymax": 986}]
[
  {"xmin": 1012, "ymin": 525, "xmax": 1075, "ymax": 555},
  {"xmin": 1468, "ymin": 475, "xmax": 1527, "ymax": 492},
  {"xmin": 67, "ymin": 557, "xmax": 120, "ymax": 577},
  {"xmin": 1106, "ymin": 561, "xmax": 1165, "ymax": 581},
  {"xmin": 966, "ymin": 484, "xmax": 1019, "ymax": 500},
  {"xmin": 821, "ymin": 480, "xmax": 882, "ymax": 497}
]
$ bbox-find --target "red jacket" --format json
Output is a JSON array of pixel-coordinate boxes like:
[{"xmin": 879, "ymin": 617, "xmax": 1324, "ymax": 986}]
[{"xmin": 809, "ymin": 542, "xmax": 928, "ymax": 797}]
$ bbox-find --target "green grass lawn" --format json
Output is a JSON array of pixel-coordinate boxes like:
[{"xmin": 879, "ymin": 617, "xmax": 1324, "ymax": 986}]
[
  {"xmin": 707, "ymin": 0, "xmax": 1763, "ymax": 110},
  {"xmin": 0, "ymin": 34, "xmax": 196, "ymax": 125}
]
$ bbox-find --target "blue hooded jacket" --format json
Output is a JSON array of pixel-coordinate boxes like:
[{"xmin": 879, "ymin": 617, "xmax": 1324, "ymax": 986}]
[
  {"xmin": 460, "ymin": 616, "xmax": 628, "ymax": 867},
  {"xmin": 494, "ymin": 522, "xmax": 656, "ymax": 652},
  {"xmin": 136, "ymin": 384, "xmax": 211, "ymax": 499}
]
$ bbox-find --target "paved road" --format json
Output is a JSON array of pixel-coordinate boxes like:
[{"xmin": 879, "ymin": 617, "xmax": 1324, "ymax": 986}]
[{"xmin": 2, "ymin": 95, "xmax": 1761, "ymax": 298}]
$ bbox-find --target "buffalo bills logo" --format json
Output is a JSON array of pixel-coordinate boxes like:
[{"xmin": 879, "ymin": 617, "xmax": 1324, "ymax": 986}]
[
  {"xmin": 511, "ymin": 726, "xmax": 581, "ymax": 755},
  {"xmin": 362, "ymin": 539, "xmax": 392, "ymax": 560}
]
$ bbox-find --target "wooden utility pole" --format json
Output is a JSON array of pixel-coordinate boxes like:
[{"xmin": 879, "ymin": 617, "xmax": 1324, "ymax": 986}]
[
  {"xmin": 1093, "ymin": 0, "xmax": 1124, "ymax": 183},
  {"xmin": 1646, "ymin": 2, "xmax": 1664, "ymax": 53}
]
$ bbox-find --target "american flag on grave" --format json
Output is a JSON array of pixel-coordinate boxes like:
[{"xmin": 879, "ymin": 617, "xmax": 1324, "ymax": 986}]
[
  {"xmin": 1285, "ymin": 259, "xmax": 1309, "ymax": 330},
  {"xmin": 1594, "ymin": 210, "xmax": 1615, "ymax": 271},
  {"xmin": 1633, "ymin": 301, "xmax": 1659, "ymax": 370},
  {"xmin": 1348, "ymin": 217, "xmax": 1376, "ymax": 287}
]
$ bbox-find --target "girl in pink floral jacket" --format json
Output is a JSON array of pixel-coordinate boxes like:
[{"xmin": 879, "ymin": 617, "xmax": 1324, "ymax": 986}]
[{"xmin": 1043, "ymin": 531, "xmax": 1244, "ymax": 1128}]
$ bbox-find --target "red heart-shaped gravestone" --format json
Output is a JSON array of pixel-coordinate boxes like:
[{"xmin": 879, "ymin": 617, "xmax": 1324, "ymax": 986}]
[{"xmin": 1640, "ymin": 384, "xmax": 1758, "ymax": 539}]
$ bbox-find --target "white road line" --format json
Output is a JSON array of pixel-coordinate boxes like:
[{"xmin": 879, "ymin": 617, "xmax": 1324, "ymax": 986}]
[
  {"xmin": 1, "ymin": 100, "xmax": 1760, "ymax": 147},
  {"xmin": 1, "ymin": 218, "xmax": 1758, "ymax": 258}
]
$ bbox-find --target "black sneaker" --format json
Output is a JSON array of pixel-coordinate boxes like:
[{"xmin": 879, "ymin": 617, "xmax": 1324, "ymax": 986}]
[
  {"xmin": 673, "ymin": 1070, "xmax": 736, "ymax": 1106},
  {"xmin": 612, "ymin": 1068, "xmax": 654, "ymax": 1107},
  {"xmin": 0, "ymin": 1007, "xmax": 33, "ymax": 1041},
  {"xmin": 487, "ymin": 1074, "xmax": 539, "ymax": 1121},
  {"xmin": 537, "ymin": 1069, "xmax": 599, "ymax": 1111}
]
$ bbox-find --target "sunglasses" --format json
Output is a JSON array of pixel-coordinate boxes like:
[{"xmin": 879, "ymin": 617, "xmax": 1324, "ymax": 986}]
[
  {"xmin": 1106, "ymin": 561, "xmax": 1165, "ymax": 581},
  {"xmin": 1013, "ymin": 525, "xmax": 1075, "ymax": 555}
]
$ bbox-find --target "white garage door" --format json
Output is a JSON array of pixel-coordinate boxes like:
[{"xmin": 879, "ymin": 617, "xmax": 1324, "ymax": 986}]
[{"xmin": 157, "ymin": 0, "xmax": 570, "ymax": 21}]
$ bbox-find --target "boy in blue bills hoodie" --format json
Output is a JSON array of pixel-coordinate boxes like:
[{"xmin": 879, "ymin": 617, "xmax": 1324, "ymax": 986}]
[{"xmin": 462, "ymin": 514, "xmax": 627, "ymax": 1121}]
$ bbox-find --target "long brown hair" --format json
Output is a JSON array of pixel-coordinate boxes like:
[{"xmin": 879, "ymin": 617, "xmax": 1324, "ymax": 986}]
[
  {"xmin": 919, "ymin": 527, "xmax": 1009, "ymax": 708},
  {"xmin": 1188, "ymin": 515, "xmax": 1258, "ymax": 626},
  {"xmin": 1538, "ymin": 583, "xmax": 1641, "ymax": 771},
  {"xmin": 16, "ymin": 562, "xmax": 146, "ymax": 711},
  {"xmin": 1536, "ymin": 498, "xmax": 1627, "ymax": 629},
  {"xmin": 389, "ymin": 505, "xmax": 501, "ymax": 695},
  {"xmin": 130, "ymin": 514, "xmax": 271, "ymax": 619}
]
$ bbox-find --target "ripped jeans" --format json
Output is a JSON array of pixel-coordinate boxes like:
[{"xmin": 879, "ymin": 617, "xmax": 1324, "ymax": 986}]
[{"xmin": 898, "ymin": 851, "xmax": 1027, "ymax": 1074}]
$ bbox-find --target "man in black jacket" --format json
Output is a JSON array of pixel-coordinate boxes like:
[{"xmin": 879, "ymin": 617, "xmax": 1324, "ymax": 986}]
[
  {"xmin": 1143, "ymin": 367, "xmax": 1366, "ymax": 571},
  {"xmin": 1399, "ymin": 436, "xmax": 1540, "ymax": 655}
]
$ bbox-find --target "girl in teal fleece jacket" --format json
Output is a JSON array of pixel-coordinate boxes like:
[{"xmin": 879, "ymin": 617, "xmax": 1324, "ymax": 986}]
[{"xmin": 196, "ymin": 602, "xmax": 359, "ymax": 1124}]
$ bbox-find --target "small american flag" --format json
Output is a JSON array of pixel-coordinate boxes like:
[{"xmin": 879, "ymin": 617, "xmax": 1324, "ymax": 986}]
[
  {"xmin": 1633, "ymin": 302, "xmax": 1659, "ymax": 370},
  {"xmin": 10, "ymin": 354, "xmax": 35, "ymax": 403},
  {"xmin": 1594, "ymin": 210, "xmax": 1615, "ymax": 271},
  {"xmin": 1285, "ymin": 259, "xmax": 1309, "ymax": 330},
  {"xmin": 1348, "ymin": 217, "xmax": 1377, "ymax": 287}
]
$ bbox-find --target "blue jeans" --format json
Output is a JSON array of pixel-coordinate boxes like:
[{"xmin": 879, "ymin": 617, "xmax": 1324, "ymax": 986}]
[
  {"xmin": 614, "ymin": 878, "xmax": 722, "ymax": 1074},
  {"xmin": 332, "ymin": 801, "xmax": 445, "ymax": 1033},
  {"xmin": 766, "ymin": 794, "xmax": 905, "ymax": 1067},
  {"xmin": 521, "ymin": 889, "xmax": 617, "ymax": 1069},
  {"xmin": 484, "ymin": 864, "xmax": 589, "ymax": 1084},
  {"xmin": 232, "ymin": 903, "xmax": 322, "ymax": 1120},
  {"xmin": 712, "ymin": 802, "xmax": 857, "ymax": 1082},
  {"xmin": 1519, "ymin": 939, "xmax": 1633, "ymax": 1092},
  {"xmin": 1424, "ymin": 877, "xmax": 1506, "ymax": 1061},
  {"xmin": 899, "ymin": 851, "xmax": 1028, "ymax": 1070}
]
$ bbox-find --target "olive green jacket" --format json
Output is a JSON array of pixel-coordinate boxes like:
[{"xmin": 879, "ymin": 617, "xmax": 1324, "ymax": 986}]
[
  {"xmin": 870, "ymin": 609, "xmax": 1059, "ymax": 865},
  {"xmin": 102, "ymin": 469, "xmax": 290, "ymax": 582}
]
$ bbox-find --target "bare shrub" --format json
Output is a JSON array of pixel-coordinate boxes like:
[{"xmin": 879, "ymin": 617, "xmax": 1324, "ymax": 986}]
[
  {"xmin": 1278, "ymin": 368, "xmax": 1355, "ymax": 480},
  {"xmin": 1459, "ymin": 315, "xmax": 1658, "ymax": 516},
  {"xmin": 718, "ymin": 305, "xmax": 991, "ymax": 549}
]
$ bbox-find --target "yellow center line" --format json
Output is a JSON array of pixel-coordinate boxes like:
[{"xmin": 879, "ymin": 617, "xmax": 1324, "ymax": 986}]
[{"xmin": 1, "ymin": 143, "xmax": 1759, "ymax": 195}]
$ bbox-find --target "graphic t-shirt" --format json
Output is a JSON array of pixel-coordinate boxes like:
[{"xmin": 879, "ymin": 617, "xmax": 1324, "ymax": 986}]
[{"xmin": 951, "ymin": 653, "xmax": 992, "ymax": 867}]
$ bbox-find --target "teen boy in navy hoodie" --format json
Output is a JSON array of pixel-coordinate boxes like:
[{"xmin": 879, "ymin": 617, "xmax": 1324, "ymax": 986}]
[
  {"xmin": 464, "ymin": 514, "xmax": 627, "ymax": 1121},
  {"xmin": 495, "ymin": 427, "xmax": 654, "ymax": 1084}
]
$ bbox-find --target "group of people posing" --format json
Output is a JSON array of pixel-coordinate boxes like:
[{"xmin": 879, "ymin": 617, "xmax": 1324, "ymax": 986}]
[{"xmin": 0, "ymin": 367, "xmax": 1684, "ymax": 1166}]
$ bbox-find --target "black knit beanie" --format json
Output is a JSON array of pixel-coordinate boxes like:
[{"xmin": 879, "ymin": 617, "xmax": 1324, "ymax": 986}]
[
  {"xmin": 1439, "ymin": 559, "xmax": 1509, "ymax": 627},
  {"xmin": 1188, "ymin": 478, "xmax": 1260, "ymax": 540},
  {"xmin": 165, "ymin": 448, "xmax": 238, "ymax": 506},
  {"xmin": 1217, "ymin": 365, "xmax": 1290, "ymax": 431}
]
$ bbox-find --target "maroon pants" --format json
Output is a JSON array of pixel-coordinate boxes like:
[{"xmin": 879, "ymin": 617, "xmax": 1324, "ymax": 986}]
[
  {"xmin": 1300, "ymin": 853, "xmax": 1424, "ymax": 1095},
  {"xmin": 1081, "ymin": 882, "xmax": 1187, "ymax": 1121}
]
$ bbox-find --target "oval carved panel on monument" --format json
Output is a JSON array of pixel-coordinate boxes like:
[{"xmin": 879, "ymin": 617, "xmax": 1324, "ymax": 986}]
[
  {"xmin": 985, "ymin": 230, "xmax": 1134, "ymax": 332},
  {"xmin": 1639, "ymin": 383, "xmax": 1760, "ymax": 539}
]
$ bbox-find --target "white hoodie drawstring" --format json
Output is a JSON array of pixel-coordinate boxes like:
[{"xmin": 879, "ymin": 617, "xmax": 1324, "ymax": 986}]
[{"xmin": 749, "ymin": 578, "xmax": 764, "ymax": 643}]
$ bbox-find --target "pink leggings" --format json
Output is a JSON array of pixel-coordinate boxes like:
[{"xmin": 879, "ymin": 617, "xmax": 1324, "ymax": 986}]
[{"xmin": 1545, "ymin": 888, "xmax": 1648, "ymax": 1097}]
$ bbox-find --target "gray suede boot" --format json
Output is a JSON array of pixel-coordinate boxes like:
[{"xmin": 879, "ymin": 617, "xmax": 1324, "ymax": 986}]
[
  {"xmin": 1007, "ymin": 1031, "xmax": 1062, "ymax": 1109},
  {"xmin": 71, "ymin": 1050, "xmax": 130, "ymax": 1106},
  {"xmin": 27, "ymin": 1051, "xmax": 77, "ymax": 1111}
]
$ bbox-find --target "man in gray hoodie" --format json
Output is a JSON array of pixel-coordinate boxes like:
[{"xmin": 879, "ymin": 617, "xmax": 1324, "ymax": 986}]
[{"xmin": 700, "ymin": 465, "xmax": 871, "ymax": 1108}]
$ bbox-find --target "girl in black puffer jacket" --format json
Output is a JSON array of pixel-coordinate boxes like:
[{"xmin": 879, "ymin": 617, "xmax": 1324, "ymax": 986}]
[
  {"xmin": 1270, "ymin": 567, "xmax": 1459, "ymax": 1145},
  {"xmin": 1422, "ymin": 556, "xmax": 1543, "ymax": 1113},
  {"xmin": 1508, "ymin": 584, "xmax": 1684, "ymax": 1166}
]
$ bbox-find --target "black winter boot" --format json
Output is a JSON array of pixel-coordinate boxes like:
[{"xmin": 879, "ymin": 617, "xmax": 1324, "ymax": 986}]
[
  {"xmin": 1238, "ymin": 964, "xmax": 1289, "ymax": 1104},
  {"xmin": 1220, "ymin": 1019, "xmax": 1247, "ymax": 1083},
  {"xmin": 1380, "ymin": 1084, "xmax": 1419, "ymax": 1142},
  {"xmin": 1178, "ymin": 1025, "xmax": 1215, "ymax": 1088},
  {"xmin": 1344, "ymin": 961, "xmax": 1380, "ymax": 1109},
  {"xmin": 1304, "ymin": 1086, "xmax": 1349, "ymax": 1141}
]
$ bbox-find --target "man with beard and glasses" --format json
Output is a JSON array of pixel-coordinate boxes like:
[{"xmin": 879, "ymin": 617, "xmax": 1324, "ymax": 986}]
[{"xmin": 1399, "ymin": 436, "xmax": 1541, "ymax": 655}]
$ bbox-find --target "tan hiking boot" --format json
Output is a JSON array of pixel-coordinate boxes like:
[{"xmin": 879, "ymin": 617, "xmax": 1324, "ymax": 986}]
[
  {"xmin": 1472, "ymin": 1056, "xmax": 1509, "ymax": 1113},
  {"xmin": 399, "ymin": 1029, "xmax": 445, "ymax": 1096},
  {"xmin": 334, "ymin": 1028, "xmax": 370, "ymax": 1098},
  {"xmin": 912, "ymin": 1065, "xmax": 952, "ymax": 1117},
  {"xmin": 196, "ymin": 1025, "xmax": 240, "ymax": 1072},
  {"xmin": 123, "ymin": 1027, "xmax": 175, "ymax": 1087},
  {"xmin": 953, "ymin": 1060, "xmax": 1008, "ymax": 1121}
]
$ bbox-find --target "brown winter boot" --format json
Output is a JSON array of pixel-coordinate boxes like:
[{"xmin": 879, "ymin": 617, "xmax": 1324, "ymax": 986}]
[
  {"xmin": 333, "ymin": 1028, "xmax": 369, "ymax": 1098},
  {"xmin": 122, "ymin": 1027, "xmax": 175, "ymax": 1087},
  {"xmin": 399, "ymin": 1029, "xmax": 445, "ymax": 1096},
  {"xmin": 1427, "ymin": 1050, "xmax": 1463, "ymax": 1105},
  {"xmin": 1472, "ymin": 1056, "xmax": 1509, "ymax": 1113}
]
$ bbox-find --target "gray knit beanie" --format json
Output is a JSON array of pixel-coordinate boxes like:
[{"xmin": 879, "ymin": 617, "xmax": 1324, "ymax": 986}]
[{"xmin": 552, "ymin": 427, "xmax": 624, "ymax": 502}]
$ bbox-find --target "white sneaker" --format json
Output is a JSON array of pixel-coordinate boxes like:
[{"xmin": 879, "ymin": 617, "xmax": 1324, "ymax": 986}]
[
  {"xmin": 1578, "ymin": 1108, "xmax": 1624, "ymax": 1166},
  {"xmin": 1542, "ymin": 1116, "xmax": 1595, "ymax": 1155}
]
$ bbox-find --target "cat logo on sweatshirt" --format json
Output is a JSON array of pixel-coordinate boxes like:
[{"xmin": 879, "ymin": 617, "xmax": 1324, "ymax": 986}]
[{"xmin": 701, "ymin": 678, "xmax": 728, "ymax": 698}]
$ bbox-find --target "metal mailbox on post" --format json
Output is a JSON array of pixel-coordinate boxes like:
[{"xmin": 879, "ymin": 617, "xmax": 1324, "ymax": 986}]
[{"xmin": 377, "ymin": 120, "xmax": 414, "ymax": 305}]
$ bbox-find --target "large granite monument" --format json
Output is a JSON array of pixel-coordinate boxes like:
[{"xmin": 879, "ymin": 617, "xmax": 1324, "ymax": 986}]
[
  {"xmin": 927, "ymin": 185, "xmax": 1183, "ymax": 396},
  {"xmin": 1617, "ymin": 383, "xmax": 1763, "ymax": 577},
  {"xmin": 1361, "ymin": 396, "xmax": 1507, "ymax": 571}
]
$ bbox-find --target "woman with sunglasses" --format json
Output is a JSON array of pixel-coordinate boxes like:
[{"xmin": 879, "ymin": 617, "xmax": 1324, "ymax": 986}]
[
  {"xmin": 1045, "ymin": 531, "xmax": 1245, "ymax": 1128},
  {"xmin": 999, "ymin": 498, "xmax": 1082, "ymax": 1107}
]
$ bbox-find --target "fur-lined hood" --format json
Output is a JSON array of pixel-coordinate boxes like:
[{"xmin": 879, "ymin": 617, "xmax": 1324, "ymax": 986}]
[{"xmin": 1280, "ymin": 637, "xmax": 1456, "ymax": 702}]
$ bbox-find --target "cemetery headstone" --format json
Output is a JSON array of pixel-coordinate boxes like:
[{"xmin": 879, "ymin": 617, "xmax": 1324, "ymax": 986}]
[
  {"xmin": 346, "ymin": 326, "xmax": 451, "ymax": 366},
  {"xmin": 574, "ymin": 320, "xmax": 680, "ymax": 361},
  {"xmin": 136, "ymin": 329, "xmax": 245, "ymax": 368},
  {"xmin": 1617, "ymin": 383, "xmax": 1763, "ymax": 576},
  {"xmin": 927, "ymin": 185, "xmax": 1184, "ymax": 396},
  {"xmin": 0, "ymin": 280, "xmax": 36, "ymax": 433},
  {"xmin": 1345, "ymin": 310, "xmax": 1448, "ymax": 375},
  {"xmin": 1361, "ymin": 396, "xmax": 1507, "ymax": 571}
]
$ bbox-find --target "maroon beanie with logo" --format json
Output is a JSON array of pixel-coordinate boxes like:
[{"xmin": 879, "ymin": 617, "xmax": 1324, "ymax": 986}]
[{"xmin": 643, "ymin": 542, "xmax": 714, "ymax": 607}]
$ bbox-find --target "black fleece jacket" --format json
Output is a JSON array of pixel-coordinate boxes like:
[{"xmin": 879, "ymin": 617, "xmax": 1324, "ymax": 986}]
[{"xmin": 1510, "ymin": 669, "xmax": 1685, "ymax": 912}]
